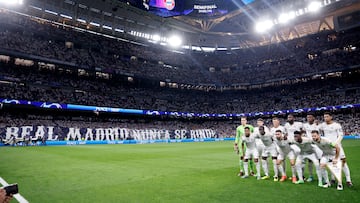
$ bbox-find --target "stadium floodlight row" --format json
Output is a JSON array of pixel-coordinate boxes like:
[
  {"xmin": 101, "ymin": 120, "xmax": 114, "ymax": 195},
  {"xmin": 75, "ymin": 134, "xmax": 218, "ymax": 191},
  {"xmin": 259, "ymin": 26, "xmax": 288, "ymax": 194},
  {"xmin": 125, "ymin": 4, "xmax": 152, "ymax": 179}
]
[{"xmin": 255, "ymin": 0, "xmax": 335, "ymax": 33}]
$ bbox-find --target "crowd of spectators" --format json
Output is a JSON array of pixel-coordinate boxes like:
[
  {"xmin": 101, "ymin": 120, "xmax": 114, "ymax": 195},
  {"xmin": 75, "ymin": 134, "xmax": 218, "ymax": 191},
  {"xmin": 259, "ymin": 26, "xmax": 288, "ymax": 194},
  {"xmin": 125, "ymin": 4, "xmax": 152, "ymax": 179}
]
[
  {"xmin": 0, "ymin": 62, "xmax": 359, "ymax": 114},
  {"xmin": 0, "ymin": 60, "xmax": 359, "ymax": 114},
  {"xmin": 0, "ymin": 10, "xmax": 359, "ymax": 137},
  {"xmin": 0, "ymin": 110, "xmax": 359, "ymax": 140},
  {"xmin": 0, "ymin": 10, "xmax": 360, "ymax": 85}
]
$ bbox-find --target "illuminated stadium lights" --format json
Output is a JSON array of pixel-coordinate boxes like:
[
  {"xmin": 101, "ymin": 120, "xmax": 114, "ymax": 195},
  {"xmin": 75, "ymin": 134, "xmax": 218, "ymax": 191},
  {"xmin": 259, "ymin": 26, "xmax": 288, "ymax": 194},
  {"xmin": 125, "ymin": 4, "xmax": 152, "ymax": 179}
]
[
  {"xmin": 288, "ymin": 11, "xmax": 296, "ymax": 19},
  {"xmin": 182, "ymin": 45, "xmax": 190, "ymax": 49},
  {"xmin": 76, "ymin": 18, "xmax": 86, "ymax": 23},
  {"xmin": 130, "ymin": 31, "xmax": 166, "ymax": 44},
  {"xmin": 278, "ymin": 13, "xmax": 289, "ymax": 24},
  {"xmin": 278, "ymin": 11, "xmax": 295, "ymax": 24},
  {"xmin": 255, "ymin": 20, "xmax": 274, "ymax": 33},
  {"xmin": 254, "ymin": 0, "xmax": 331, "ymax": 33},
  {"xmin": 202, "ymin": 47, "xmax": 216, "ymax": 52},
  {"xmin": 191, "ymin": 46, "xmax": 202, "ymax": 51},
  {"xmin": 0, "ymin": 0, "xmax": 23, "ymax": 5},
  {"xmin": 308, "ymin": 1, "xmax": 322, "ymax": 12},
  {"xmin": 114, "ymin": 28, "xmax": 124, "ymax": 33},
  {"xmin": 102, "ymin": 25, "xmax": 112, "ymax": 30},
  {"xmin": 29, "ymin": 5, "xmax": 42, "ymax": 10},
  {"xmin": 152, "ymin": 34, "xmax": 161, "ymax": 41},
  {"xmin": 167, "ymin": 35, "xmax": 182, "ymax": 47},
  {"xmin": 90, "ymin": 22, "xmax": 100, "ymax": 27},
  {"xmin": 60, "ymin": 14, "xmax": 73, "ymax": 20},
  {"xmin": 44, "ymin": 10, "xmax": 58, "ymax": 15}
]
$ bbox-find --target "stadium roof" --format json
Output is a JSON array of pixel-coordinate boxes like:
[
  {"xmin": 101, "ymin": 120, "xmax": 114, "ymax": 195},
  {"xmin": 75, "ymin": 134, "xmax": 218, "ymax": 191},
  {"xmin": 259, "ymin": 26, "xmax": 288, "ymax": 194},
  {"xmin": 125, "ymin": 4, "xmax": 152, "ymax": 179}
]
[{"xmin": 3, "ymin": 0, "xmax": 360, "ymax": 48}]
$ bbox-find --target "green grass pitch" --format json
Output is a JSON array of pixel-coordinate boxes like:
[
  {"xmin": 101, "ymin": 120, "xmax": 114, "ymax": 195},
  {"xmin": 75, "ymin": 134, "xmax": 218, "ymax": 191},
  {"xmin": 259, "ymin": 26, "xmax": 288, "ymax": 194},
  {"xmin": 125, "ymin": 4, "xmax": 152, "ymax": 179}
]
[{"xmin": 0, "ymin": 140, "xmax": 359, "ymax": 203}]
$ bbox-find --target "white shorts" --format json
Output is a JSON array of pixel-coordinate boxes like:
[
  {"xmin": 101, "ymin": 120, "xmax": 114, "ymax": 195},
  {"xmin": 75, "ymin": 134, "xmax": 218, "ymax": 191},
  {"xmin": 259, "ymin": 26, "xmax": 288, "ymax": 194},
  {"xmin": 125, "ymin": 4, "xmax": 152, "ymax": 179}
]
[
  {"xmin": 320, "ymin": 154, "xmax": 336, "ymax": 165},
  {"xmin": 339, "ymin": 145, "xmax": 346, "ymax": 159},
  {"xmin": 244, "ymin": 148, "xmax": 259, "ymax": 160},
  {"xmin": 312, "ymin": 144, "xmax": 323, "ymax": 159},
  {"xmin": 256, "ymin": 139, "xmax": 264, "ymax": 156},
  {"xmin": 296, "ymin": 153, "xmax": 319, "ymax": 166},
  {"xmin": 290, "ymin": 144, "xmax": 301, "ymax": 156},
  {"xmin": 262, "ymin": 143, "xmax": 278, "ymax": 158},
  {"xmin": 277, "ymin": 150, "xmax": 295, "ymax": 161}
]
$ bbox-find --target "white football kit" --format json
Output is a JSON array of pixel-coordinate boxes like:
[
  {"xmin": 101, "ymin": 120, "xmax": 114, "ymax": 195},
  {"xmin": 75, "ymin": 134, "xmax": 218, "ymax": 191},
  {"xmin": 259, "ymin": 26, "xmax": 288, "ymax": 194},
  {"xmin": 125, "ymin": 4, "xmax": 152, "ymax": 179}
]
[
  {"xmin": 313, "ymin": 137, "xmax": 337, "ymax": 165},
  {"xmin": 284, "ymin": 122, "xmax": 303, "ymax": 155},
  {"xmin": 293, "ymin": 137, "xmax": 322, "ymax": 184},
  {"xmin": 319, "ymin": 122, "xmax": 346, "ymax": 159},
  {"xmin": 242, "ymin": 134, "xmax": 259, "ymax": 160}
]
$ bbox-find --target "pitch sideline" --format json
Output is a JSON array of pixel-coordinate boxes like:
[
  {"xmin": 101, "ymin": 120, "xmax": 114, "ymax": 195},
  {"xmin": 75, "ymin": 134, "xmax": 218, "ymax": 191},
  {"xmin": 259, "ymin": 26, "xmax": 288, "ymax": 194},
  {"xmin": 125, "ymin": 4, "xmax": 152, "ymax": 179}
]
[{"xmin": 0, "ymin": 177, "xmax": 29, "ymax": 203}]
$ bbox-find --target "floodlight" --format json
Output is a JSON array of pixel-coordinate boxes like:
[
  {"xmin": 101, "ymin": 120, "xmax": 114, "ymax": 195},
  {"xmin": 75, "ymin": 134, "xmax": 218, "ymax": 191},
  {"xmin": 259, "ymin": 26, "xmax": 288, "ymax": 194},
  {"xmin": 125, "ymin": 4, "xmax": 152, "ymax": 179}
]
[
  {"xmin": 288, "ymin": 11, "xmax": 296, "ymax": 19},
  {"xmin": 278, "ymin": 13, "xmax": 289, "ymax": 24},
  {"xmin": 168, "ymin": 35, "xmax": 182, "ymax": 47},
  {"xmin": 152, "ymin": 34, "xmax": 161, "ymax": 42},
  {"xmin": 60, "ymin": 14, "xmax": 73, "ymax": 19},
  {"xmin": 308, "ymin": 1, "xmax": 321, "ymax": 12},
  {"xmin": 255, "ymin": 20, "xmax": 274, "ymax": 33},
  {"xmin": 278, "ymin": 11, "xmax": 296, "ymax": 24},
  {"xmin": 0, "ymin": 0, "xmax": 23, "ymax": 5}
]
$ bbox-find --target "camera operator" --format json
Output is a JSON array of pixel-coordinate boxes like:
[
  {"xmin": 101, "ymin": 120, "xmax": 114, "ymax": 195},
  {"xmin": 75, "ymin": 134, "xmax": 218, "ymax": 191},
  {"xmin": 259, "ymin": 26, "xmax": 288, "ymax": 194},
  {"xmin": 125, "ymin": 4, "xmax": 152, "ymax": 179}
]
[{"xmin": 0, "ymin": 188, "xmax": 12, "ymax": 203}]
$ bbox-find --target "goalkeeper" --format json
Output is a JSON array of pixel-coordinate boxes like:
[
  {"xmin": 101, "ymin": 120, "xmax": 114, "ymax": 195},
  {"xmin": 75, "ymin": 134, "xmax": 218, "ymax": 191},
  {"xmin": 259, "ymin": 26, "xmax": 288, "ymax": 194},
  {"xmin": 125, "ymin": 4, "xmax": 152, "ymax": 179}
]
[{"xmin": 234, "ymin": 117, "xmax": 254, "ymax": 176}]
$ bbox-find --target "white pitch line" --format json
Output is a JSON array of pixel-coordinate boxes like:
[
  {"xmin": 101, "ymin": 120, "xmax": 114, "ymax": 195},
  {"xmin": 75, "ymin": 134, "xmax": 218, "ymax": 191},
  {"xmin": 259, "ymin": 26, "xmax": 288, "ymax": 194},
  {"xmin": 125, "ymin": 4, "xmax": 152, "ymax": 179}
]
[{"xmin": 0, "ymin": 177, "xmax": 29, "ymax": 203}]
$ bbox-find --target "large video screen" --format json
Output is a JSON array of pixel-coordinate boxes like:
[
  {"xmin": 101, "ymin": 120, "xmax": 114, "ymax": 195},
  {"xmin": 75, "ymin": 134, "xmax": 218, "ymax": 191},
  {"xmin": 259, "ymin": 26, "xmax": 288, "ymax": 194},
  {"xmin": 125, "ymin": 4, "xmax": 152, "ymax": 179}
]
[
  {"xmin": 149, "ymin": 0, "xmax": 176, "ymax": 10},
  {"xmin": 145, "ymin": 0, "xmax": 256, "ymax": 17}
]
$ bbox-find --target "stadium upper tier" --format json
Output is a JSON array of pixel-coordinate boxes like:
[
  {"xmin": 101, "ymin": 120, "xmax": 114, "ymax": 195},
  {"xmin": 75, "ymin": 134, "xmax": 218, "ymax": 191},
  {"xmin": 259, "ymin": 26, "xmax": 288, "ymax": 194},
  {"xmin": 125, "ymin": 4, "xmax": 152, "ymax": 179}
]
[
  {"xmin": 0, "ymin": 11, "xmax": 359, "ymax": 87},
  {"xmin": 0, "ymin": 60, "xmax": 359, "ymax": 115}
]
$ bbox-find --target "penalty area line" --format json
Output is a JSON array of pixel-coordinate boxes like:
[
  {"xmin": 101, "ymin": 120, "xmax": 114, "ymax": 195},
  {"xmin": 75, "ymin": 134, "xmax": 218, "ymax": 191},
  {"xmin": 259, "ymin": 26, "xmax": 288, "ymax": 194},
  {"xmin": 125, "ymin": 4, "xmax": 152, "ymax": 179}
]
[{"xmin": 0, "ymin": 177, "xmax": 29, "ymax": 203}]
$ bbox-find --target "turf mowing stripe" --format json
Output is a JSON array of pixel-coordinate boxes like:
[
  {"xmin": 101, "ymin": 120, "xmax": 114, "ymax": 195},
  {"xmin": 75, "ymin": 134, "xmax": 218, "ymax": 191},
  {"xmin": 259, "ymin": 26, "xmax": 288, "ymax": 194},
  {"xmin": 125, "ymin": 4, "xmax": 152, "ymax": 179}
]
[{"xmin": 0, "ymin": 177, "xmax": 29, "ymax": 203}]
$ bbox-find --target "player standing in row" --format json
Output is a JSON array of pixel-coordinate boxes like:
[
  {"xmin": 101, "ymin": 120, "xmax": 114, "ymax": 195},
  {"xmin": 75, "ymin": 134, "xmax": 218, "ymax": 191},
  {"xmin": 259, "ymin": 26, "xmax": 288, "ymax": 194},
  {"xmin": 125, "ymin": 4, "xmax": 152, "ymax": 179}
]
[
  {"xmin": 284, "ymin": 114, "xmax": 306, "ymax": 180},
  {"xmin": 274, "ymin": 129, "xmax": 297, "ymax": 183},
  {"xmin": 270, "ymin": 117, "xmax": 285, "ymax": 136},
  {"xmin": 241, "ymin": 127, "xmax": 261, "ymax": 179},
  {"xmin": 254, "ymin": 118, "xmax": 265, "ymax": 176},
  {"xmin": 319, "ymin": 112, "xmax": 353, "ymax": 188},
  {"xmin": 284, "ymin": 114, "xmax": 303, "ymax": 142},
  {"xmin": 254, "ymin": 120, "xmax": 278, "ymax": 181},
  {"xmin": 234, "ymin": 117, "xmax": 254, "ymax": 176},
  {"xmin": 270, "ymin": 117, "xmax": 286, "ymax": 182},
  {"xmin": 311, "ymin": 130, "xmax": 340, "ymax": 189}
]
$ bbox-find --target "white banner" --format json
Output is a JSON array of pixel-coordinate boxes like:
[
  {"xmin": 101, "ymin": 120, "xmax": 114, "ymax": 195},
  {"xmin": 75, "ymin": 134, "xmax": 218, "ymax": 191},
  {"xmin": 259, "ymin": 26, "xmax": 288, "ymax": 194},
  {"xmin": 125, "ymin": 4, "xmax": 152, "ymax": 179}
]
[{"xmin": 2, "ymin": 126, "xmax": 217, "ymax": 141}]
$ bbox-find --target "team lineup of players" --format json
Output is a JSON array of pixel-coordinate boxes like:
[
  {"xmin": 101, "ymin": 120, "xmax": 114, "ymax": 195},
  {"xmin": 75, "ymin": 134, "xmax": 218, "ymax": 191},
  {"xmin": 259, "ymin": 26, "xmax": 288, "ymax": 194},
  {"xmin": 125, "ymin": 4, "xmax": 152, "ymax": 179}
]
[{"xmin": 233, "ymin": 112, "xmax": 353, "ymax": 190}]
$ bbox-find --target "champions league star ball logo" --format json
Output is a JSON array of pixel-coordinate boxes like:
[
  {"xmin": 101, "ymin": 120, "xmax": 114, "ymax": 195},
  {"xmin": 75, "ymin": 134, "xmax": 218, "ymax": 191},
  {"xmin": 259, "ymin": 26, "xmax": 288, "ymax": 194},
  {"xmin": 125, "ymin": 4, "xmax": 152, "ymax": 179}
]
[
  {"xmin": 1, "ymin": 99, "xmax": 20, "ymax": 104},
  {"xmin": 164, "ymin": 0, "xmax": 175, "ymax": 10},
  {"xmin": 40, "ymin": 102, "xmax": 62, "ymax": 109}
]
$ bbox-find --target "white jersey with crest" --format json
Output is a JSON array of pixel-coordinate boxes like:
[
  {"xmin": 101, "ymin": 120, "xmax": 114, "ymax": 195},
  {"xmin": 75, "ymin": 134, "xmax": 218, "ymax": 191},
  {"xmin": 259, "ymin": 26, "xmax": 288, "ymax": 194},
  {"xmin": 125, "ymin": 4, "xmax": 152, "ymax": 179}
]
[
  {"xmin": 293, "ymin": 137, "xmax": 315, "ymax": 155},
  {"xmin": 241, "ymin": 134, "xmax": 257, "ymax": 150},
  {"xmin": 284, "ymin": 121, "xmax": 303, "ymax": 141},
  {"xmin": 254, "ymin": 126, "xmax": 273, "ymax": 146},
  {"xmin": 319, "ymin": 122, "xmax": 343, "ymax": 144},
  {"xmin": 274, "ymin": 138, "xmax": 291, "ymax": 154},
  {"xmin": 271, "ymin": 125, "xmax": 286, "ymax": 137},
  {"xmin": 313, "ymin": 137, "xmax": 335, "ymax": 156},
  {"xmin": 303, "ymin": 122, "xmax": 320, "ymax": 138}
]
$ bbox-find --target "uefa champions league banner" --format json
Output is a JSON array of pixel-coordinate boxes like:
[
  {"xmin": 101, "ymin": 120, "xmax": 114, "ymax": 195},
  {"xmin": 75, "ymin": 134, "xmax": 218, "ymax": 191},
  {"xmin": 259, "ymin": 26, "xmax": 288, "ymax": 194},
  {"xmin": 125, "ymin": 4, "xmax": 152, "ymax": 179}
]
[
  {"xmin": 1, "ymin": 98, "xmax": 360, "ymax": 118},
  {"xmin": 1, "ymin": 126, "xmax": 217, "ymax": 142}
]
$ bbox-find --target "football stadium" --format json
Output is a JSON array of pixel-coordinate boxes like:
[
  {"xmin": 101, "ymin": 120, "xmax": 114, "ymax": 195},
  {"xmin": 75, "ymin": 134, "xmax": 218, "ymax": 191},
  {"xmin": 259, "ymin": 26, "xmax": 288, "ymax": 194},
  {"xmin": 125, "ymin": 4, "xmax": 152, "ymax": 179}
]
[{"xmin": 0, "ymin": 0, "xmax": 359, "ymax": 202}]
